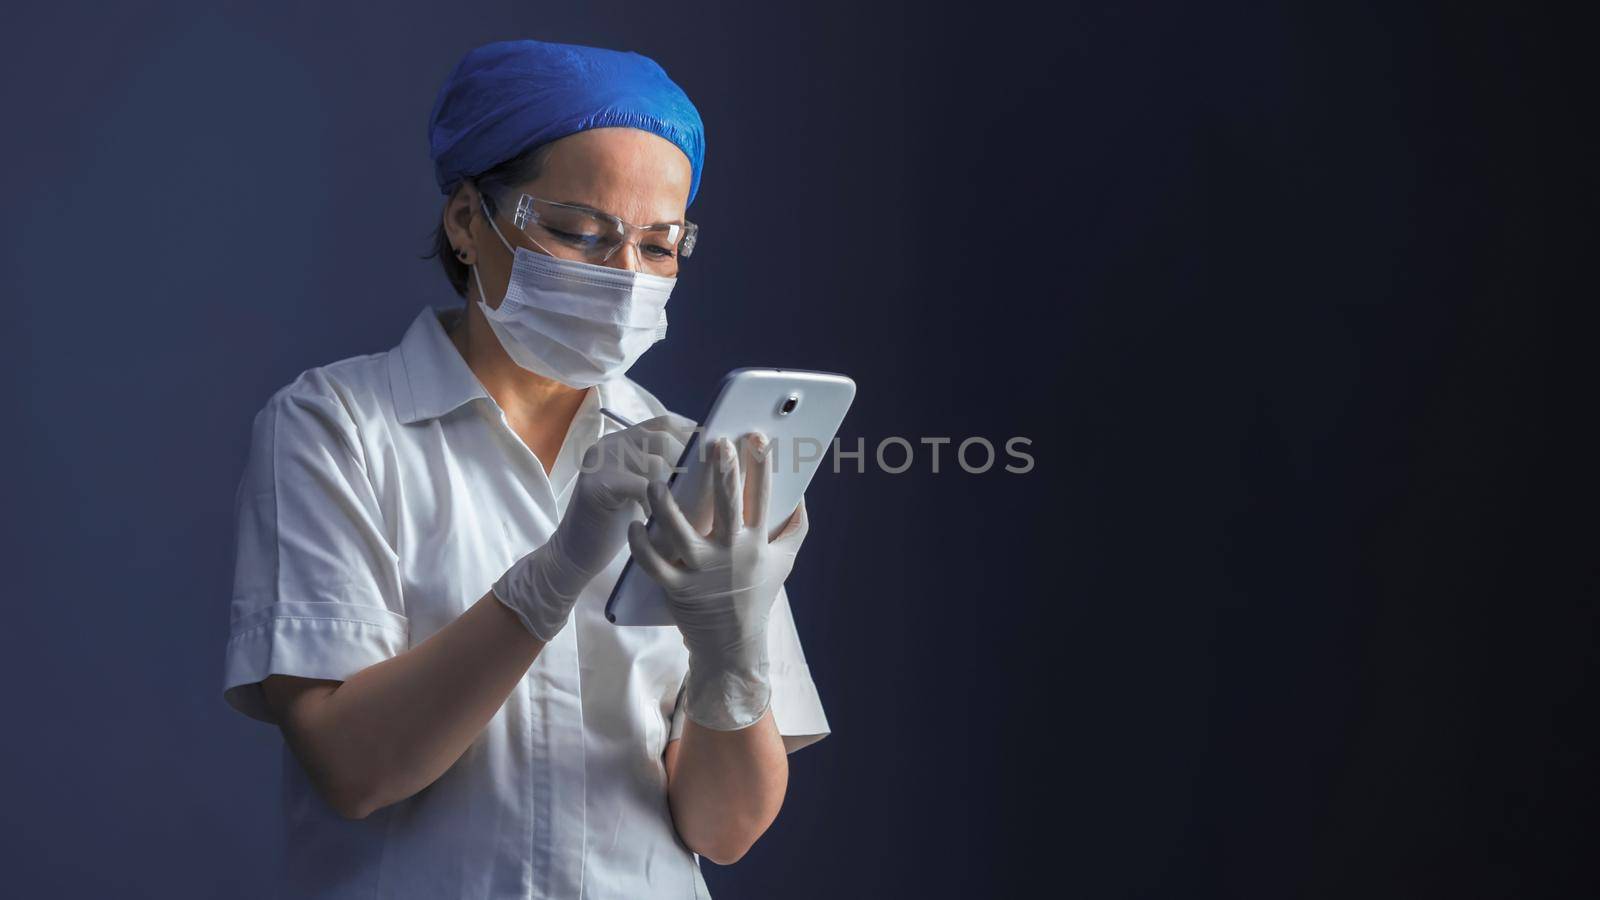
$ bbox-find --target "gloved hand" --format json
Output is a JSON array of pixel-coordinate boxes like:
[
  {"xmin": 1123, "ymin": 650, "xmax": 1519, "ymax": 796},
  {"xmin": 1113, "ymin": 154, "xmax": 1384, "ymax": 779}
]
[
  {"xmin": 627, "ymin": 433, "xmax": 810, "ymax": 730},
  {"xmin": 494, "ymin": 413, "xmax": 696, "ymax": 641}
]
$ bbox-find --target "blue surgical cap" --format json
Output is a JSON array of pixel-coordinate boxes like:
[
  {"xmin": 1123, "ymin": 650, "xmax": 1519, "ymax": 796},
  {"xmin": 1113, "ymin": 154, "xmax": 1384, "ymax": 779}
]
[{"xmin": 428, "ymin": 39, "xmax": 706, "ymax": 207}]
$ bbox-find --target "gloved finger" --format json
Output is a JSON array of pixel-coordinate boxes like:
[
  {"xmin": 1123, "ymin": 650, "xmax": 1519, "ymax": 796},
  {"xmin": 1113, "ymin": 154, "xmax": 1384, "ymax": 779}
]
[
  {"xmin": 642, "ymin": 424, "xmax": 688, "ymax": 461},
  {"xmin": 580, "ymin": 440, "xmax": 605, "ymax": 474},
  {"xmin": 684, "ymin": 454, "xmax": 716, "ymax": 534},
  {"xmin": 597, "ymin": 469, "xmax": 652, "ymax": 512},
  {"xmin": 663, "ymin": 430, "xmax": 689, "ymax": 462},
  {"xmin": 635, "ymin": 413, "xmax": 699, "ymax": 446},
  {"xmin": 643, "ymin": 452, "xmax": 672, "ymax": 488},
  {"xmin": 741, "ymin": 432, "xmax": 772, "ymax": 531},
  {"xmin": 667, "ymin": 413, "xmax": 700, "ymax": 443},
  {"xmin": 616, "ymin": 427, "xmax": 685, "ymax": 476},
  {"xmin": 587, "ymin": 432, "xmax": 631, "ymax": 476},
  {"xmin": 770, "ymin": 497, "xmax": 809, "ymax": 546},
  {"xmin": 646, "ymin": 481, "xmax": 706, "ymax": 566},
  {"xmin": 628, "ymin": 521, "xmax": 684, "ymax": 590},
  {"xmin": 709, "ymin": 438, "xmax": 742, "ymax": 547}
]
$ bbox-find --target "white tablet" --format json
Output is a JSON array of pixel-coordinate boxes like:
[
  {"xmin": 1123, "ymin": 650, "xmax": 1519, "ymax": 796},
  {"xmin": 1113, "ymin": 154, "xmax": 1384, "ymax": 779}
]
[{"xmin": 605, "ymin": 368, "xmax": 856, "ymax": 625}]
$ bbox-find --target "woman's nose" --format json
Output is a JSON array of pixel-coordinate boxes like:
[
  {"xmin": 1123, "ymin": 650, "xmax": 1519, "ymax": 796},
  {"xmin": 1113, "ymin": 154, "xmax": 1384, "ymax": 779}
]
[{"xmin": 601, "ymin": 241, "xmax": 642, "ymax": 272}]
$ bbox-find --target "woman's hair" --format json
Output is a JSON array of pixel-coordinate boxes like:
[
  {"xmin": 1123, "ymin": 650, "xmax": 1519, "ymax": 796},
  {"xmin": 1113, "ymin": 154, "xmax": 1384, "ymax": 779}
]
[{"xmin": 424, "ymin": 142, "xmax": 555, "ymax": 299}]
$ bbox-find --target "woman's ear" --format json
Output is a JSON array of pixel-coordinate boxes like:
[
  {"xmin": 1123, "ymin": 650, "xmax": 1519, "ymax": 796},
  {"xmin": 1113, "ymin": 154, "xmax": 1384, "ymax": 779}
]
[{"xmin": 442, "ymin": 184, "xmax": 478, "ymax": 265}]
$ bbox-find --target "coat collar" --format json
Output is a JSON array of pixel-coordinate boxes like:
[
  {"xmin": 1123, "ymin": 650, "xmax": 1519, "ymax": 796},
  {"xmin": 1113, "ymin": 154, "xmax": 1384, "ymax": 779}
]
[{"xmin": 388, "ymin": 306, "xmax": 492, "ymax": 425}]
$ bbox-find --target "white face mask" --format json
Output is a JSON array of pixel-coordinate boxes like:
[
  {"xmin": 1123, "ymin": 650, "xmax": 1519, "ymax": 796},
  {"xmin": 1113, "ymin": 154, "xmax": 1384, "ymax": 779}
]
[{"xmin": 471, "ymin": 198, "xmax": 673, "ymax": 388}]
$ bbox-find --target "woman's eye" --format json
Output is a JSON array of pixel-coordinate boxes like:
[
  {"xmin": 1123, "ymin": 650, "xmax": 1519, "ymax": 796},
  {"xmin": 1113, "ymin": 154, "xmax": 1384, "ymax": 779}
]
[{"xmin": 538, "ymin": 224, "xmax": 602, "ymax": 246}]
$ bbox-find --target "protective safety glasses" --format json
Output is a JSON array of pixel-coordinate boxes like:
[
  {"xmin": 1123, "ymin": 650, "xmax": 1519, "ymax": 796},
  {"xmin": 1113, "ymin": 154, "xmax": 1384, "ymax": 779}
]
[{"xmin": 511, "ymin": 193, "xmax": 697, "ymax": 276}]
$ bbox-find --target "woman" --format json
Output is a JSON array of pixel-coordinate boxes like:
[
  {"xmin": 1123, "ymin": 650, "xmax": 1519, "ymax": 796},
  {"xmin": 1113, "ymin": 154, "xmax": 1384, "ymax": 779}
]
[{"xmin": 221, "ymin": 39, "xmax": 829, "ymax": 899}]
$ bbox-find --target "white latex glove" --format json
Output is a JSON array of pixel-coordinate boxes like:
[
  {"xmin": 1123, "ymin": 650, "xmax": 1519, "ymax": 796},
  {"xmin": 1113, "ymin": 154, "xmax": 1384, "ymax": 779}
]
[
  {"xmin": 627, "ymin": 433, "xmax": 810, "ymax": 731},
  {"xmin": 494, "ymin": 413, "xmax": 696, "ymax": 642}
]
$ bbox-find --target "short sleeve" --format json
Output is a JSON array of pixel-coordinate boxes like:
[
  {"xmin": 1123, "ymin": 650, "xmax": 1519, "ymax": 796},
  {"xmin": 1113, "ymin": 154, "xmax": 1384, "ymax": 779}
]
[
  {"xmin": 222, "ymin": 376, "xmax": 408, "ymax": 723},
  {"xmin": 668, "ymin": 586, "xmax": 830, "ymax": 753}
]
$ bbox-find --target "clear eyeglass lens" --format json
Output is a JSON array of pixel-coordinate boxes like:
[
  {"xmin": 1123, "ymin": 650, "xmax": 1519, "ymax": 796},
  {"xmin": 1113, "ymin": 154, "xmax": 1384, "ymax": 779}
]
[
  {"xmin": 520, "ymin": 198, "xmax": 690, "ymax": 275},
  {"xmin": 532, "ymin": 206, "xmax": 612, "ymax": 246}
]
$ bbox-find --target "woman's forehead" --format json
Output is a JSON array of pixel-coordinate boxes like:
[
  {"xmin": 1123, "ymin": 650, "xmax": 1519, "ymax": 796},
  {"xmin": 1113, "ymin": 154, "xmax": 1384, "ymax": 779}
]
[{"xmin": 530, "ymin": 129, "xmax": 691, "ymax": 223}]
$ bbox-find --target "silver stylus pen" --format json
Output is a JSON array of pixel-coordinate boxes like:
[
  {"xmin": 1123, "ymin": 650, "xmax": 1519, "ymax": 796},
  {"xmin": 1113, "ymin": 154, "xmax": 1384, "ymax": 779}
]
[{"xmin": 598, "ymin": 407, "xmax": 637, "ymax": 429}]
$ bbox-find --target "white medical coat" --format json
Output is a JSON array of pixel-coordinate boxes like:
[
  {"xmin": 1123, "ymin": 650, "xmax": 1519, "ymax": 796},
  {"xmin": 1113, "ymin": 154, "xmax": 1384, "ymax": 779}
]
[{"xmin": 222, "ymin": 306, "xmax": 830, "ymax": 899}]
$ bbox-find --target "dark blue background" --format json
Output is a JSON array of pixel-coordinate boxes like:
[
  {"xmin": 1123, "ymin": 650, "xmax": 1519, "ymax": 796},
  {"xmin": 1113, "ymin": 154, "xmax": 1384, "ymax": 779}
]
[{"xmin": 1, "ymin": 2, "xmax": 1586, "ymax": 898}]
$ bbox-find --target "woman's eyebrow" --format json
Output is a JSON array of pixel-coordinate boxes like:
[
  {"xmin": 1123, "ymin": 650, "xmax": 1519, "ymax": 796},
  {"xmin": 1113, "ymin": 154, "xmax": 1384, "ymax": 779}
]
[{"xmin": 554, "ymin": 198, "xmax": 682, "ymax": 227}]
